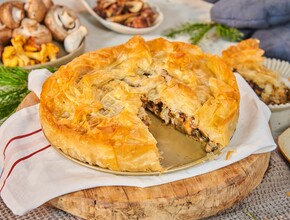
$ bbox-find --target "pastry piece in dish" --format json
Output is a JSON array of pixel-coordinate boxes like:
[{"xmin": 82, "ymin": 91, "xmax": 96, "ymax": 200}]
[
  {"xmin": 222, "ymin": 39, "xmax": 290, "ymax": 105},
  {"xmin": 39, "ymin": 36, "xmax": 240, "ymax": 172}
]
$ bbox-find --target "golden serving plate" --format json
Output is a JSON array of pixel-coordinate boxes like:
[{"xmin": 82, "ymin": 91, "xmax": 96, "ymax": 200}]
[{"xmin": 52, "ymin": 112, "xmax": 220, "ymax": 176}]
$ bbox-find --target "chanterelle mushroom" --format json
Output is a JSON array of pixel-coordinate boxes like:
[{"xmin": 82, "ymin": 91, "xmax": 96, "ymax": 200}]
[
  {"xmin": 24, "ymin": 0, "xmax": 50, "ymax": 23},
  {"xmin": 12, "ymin": 18, "xmax": 52, "ymax": 45},
  {"xmin": 0, "ymin": 1, "xmax": 25, "ymax": 29},
  {"xmin": 45, "ymin": 5, "xmax": 80, "ymax": 42},
  {"xmin": 2, "ymin": 35, "xmax": 31, "ymax": 67}
]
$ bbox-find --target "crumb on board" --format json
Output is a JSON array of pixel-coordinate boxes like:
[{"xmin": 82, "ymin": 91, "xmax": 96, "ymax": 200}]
[{"xmin": 225, "ymin": 149, "xmax": 236, "ymax": 160}]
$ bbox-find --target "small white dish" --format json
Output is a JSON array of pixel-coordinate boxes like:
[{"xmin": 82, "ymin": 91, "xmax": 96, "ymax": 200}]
[
  {"xmin": 81, "ymin": 0, "xmax": 164, "ymax": 35},
  {"xmin": 264, "ymin": 58, "xmax": 290, "ymax": 136}
]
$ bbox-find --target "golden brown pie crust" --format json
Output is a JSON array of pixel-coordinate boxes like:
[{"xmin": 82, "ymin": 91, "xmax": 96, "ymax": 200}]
[
  {"xmin": 39, "ymin": 36, "xmax": 240, "ymax": 172},
  {"xmin": 222, "ymin": 39, "xmax": 290, "ymax": 105}
]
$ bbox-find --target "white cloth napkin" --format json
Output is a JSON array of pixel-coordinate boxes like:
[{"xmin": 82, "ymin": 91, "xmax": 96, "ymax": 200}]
[{"xmin": 0, "ymin": 69, "xmax": 276, "ymax": 215}]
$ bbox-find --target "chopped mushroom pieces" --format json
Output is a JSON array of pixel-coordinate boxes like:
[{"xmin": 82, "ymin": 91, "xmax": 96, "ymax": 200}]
[{"xmin": 94, "ymin": 0, "xmax": 158, "ymax": 28}]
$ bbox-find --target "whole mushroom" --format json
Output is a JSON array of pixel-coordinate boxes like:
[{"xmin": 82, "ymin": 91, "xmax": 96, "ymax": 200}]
[
  {"xmin": 12, "ymin": 18, "xmax": 52, "ymax": 45},
  {"xmin": 42, "ymin": 0, "xmax": 54, "ymax": 9},
  {"xmin": 0, "ymin": 21, "xmax": 12, "ymax": 45},
  {"xmin": 0, "ymin": 1, "xmax": 25, "ymax": 29},
  {"xmin": 45, "ymin": 5, "xmax": 80, "ymax": 42},
  {"xmin": 0, "ymin": 43, "xmax": 3, "ymax": 60},
  {"xmin": 24, "ymin": 0, "xmax": 51, "ymax": 23},
  {"xmin": 64, "ymin": 26, "xmax": 87, "ymax": 53}
]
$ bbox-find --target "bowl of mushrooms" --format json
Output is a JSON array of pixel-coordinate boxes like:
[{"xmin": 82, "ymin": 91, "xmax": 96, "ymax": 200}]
[
  {"xmin": 0, "ymin": 0, "xmax": 88, "ymax": 69},
  {"xmin": 82, "ymin": 0, "xmax": 163, "ymax": 34}
]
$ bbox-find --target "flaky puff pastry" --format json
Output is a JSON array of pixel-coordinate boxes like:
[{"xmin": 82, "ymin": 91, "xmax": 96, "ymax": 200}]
[
  {"xmin": 222, "ymin": 39, "xmax": 290, "ymax": 105},
  {"xmin": 40, "ymin": 36, "xmax": 240, "ymax": 172}
]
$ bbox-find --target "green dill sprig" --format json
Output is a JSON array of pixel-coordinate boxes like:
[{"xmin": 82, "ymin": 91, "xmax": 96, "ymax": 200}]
[
  {"xmin": 189, "ymin": 24, "xmax": 214, "ymax": 44},
  {"xmin": 163, "ymin": 23, "xmax": 215, "ymax": 38},
  {"xmin": 0, "ymin": 66, "xmax": 28, "ymax": 86},
  {"xmin": 38, "ymin": 65, "xmax": 59, "ymax": 73},
  {"xmin": 163, "ymin": 22, "xmax": 244, "ymax": 45},
  {"xmin": 244, "ymin": 210, "xmax": 257, "ymax": 220},
  {"xmin": 0, "ymin": 66, "xmax": 30, "ymax": 124},
  {"xmin": 216, "ymin": 23, "xmax": 244, "ymax": 42},
  {"xmin": 0, "ymin": 65, "xmax": 58, "ymax": 125}
]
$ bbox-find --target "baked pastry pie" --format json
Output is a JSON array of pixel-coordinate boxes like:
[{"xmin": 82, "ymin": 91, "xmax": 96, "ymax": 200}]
[
  {"xmin": 39, "ymin": 36, "xmax": 240, "ymax": 172},
  {"xmin": 222, "ymin": 39, "xmax": 290, "ymax": 105}
]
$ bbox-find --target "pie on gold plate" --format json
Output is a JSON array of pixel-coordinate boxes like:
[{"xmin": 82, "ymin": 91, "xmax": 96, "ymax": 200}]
[{"xmin": 39, "ymin": 36, "xmax": 240, "ymax": 172}]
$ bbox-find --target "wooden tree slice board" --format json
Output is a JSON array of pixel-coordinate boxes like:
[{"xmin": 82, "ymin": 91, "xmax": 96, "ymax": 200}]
[{"xmin": 19, "ymin": 92, "xmax": 271, "ymax": 219}]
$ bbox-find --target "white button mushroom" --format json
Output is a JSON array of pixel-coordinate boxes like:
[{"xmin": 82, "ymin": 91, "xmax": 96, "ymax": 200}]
[
  {"xmin": 42, "ymin": 0, "xmax": 54, "ymax": 10},
  {"xmin": 0, "ymin": 21, "xmax": 12, "ymax": 45},
  {"xmin": 12, "ymin": 18, "xmax": 52, "ymax": 45},
  {"xmin": 64, "ymin": 26, "xmax": 87, "ymax": 53},
  {"xmin": 0, "ymin": 1, "xmax": 25, "ymax": 29},
  {"xmin": 24, "ymin": 0, "xmax": 51, "ymax": 23},
  {"xmin": 44, "ymin": 5, "xmax": 81, "ymax": 42}
]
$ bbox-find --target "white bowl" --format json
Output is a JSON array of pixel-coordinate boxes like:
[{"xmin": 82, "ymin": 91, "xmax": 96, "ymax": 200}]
[
  {"xmin": 264, "ymin": 58, "xmax": 290, "ymax": 137},
  {"xmin": 81, "ymin": 0, "xmax": 164, "ymax": 35}
]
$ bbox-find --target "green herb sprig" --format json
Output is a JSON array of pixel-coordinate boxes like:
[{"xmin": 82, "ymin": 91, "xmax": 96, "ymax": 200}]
[
  {"xmin": 244, "ymin": 210, "xmax": 257, "ymax": 220},
  {"xmin": 215, "ymin": 23, "xmax": 244, "ymax": 42},
  {"xmin": 0, "ymin": 65, "xmax": 59, "ymax": 125},
  {"xmin": 163, "ymin": 22, "xmax": 244, "ymax": 44},
  {"xmin": 0, "ymin": 66, "xmax": 30, "ymax": 124}
]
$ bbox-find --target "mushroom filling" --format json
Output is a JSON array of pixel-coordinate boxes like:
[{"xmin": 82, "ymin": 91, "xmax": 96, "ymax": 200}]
[
  {"xmin": 247, "ymin": 80, "xmax": 264, "ymax": 97},
  {"xmin": 247, "ymin": 80, "xmax": 290, "ymax": 105},
  {"xmin": 141, "ymin": 98, "xmax": 219, "ymax": 153}
]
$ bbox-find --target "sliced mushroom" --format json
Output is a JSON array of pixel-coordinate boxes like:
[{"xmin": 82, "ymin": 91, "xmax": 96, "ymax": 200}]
[
  {"xmin": 94, "ymin": 0, "xmax": 124, "ymax": 19},
  {"xmin": 0, "ymin": 1, "xmax": 25, "ymax": 29},
  {"xmin": 24, "ymin": 0, "xmax": 48, "ymax": 23},
  {"xmin": 12, "ymin": 18, "xmax": 52, "ymax": 45},
  {"xmin": 140, "ymin": 7, "xmax": 157, "ymax": 23},
  {"xmin": 59, "ymin": 10, "xmax": 76, "ymax": 29},
  {"xmin": 125, "ymin": 1, "xmax": 143, "ymax": 13},
  {"xmin": 99, "ymin": 0, "xmax": 117, "ymax": 9},
  {"xmin": 64, "ymin": 26, "xmax": 87, "ymax": 53},
  {"xmin": 107, "ymin": 13, "xmax": 137, "ymax": 23},
  {"xmin": 44, "ymin": 5, "xmax": 80, "ymax": 42},
  {"xmin": 124, "ymin": 15, "xmax": 150, "ymax": 28}
]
